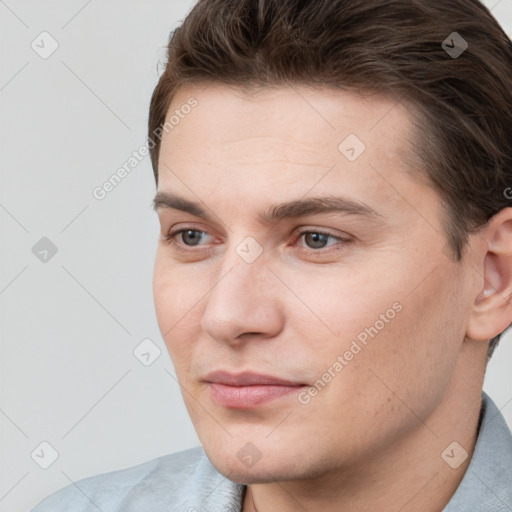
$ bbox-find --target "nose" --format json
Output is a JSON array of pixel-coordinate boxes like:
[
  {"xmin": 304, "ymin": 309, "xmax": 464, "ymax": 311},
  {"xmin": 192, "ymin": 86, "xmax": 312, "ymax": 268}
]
[{"xmin": 200, "ymin": 248, "xmax": 285, "ymax": 346}]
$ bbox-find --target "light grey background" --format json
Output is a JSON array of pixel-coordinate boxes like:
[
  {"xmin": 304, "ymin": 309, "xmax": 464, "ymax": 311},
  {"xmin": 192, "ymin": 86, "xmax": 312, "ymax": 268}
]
[{"xmin": 1, "ymin": 1, "xmax": 511, "ymax": 511}]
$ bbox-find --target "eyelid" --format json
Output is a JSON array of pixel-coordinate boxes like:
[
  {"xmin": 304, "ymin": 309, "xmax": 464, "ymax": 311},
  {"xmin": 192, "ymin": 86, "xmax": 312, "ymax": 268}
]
[{"xmin": 294, "ymin": 227, "xmax": 346, "ymax": 241}]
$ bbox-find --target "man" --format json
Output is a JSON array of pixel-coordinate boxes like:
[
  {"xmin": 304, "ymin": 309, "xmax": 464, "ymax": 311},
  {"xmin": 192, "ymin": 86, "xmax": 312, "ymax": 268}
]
[{"xmin": 32, "ymin": 0, "xmax": 512, "ymax": 510}]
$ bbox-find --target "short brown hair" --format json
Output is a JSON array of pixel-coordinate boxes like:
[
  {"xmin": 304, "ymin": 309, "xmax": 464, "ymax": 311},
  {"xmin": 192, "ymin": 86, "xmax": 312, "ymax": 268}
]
[{"xmin": 148, "ymin": 0, "xmax": 512, "ymax": 357}]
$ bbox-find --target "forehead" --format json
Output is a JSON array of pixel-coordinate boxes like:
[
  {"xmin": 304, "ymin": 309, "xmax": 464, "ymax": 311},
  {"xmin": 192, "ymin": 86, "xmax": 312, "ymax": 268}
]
[
  {"xmin": 164, "ymin": 83, "xmax": 412, "ymax": 151},
  {"xmin": 156, "ymin": 83, "xmax": 437, "ymax": 227}
]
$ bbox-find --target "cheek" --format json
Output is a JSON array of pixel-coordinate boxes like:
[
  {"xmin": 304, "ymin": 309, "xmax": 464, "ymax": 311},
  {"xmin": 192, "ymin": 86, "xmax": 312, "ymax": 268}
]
[
  {"xmin": 289, "ymin": 268, "xmax": 459, "ymax": 449},
  {"xmin": 350, "ymin": 267, "xmax": 464, "ymax": 413},
  {"xmin": 284, "ymin": 257, "xmax": 456, "ymax": 388},
  {"xmin": 278, "ymin": 261, "xmax": 406, "ymax": 351},
  {"xmin": 153, "ymin": 250, "xmax": 202, "ymax": 315},
  {"xmin": 152, "ymin": 253, "xmax": 206, "ymax": 351}
]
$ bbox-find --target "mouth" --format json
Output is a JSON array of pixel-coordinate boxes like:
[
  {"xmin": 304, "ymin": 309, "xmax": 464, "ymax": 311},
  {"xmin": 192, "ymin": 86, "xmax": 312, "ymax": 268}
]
[{"xmin": 203, "ymin": 370, "xmax": 308, "ymax": 409}]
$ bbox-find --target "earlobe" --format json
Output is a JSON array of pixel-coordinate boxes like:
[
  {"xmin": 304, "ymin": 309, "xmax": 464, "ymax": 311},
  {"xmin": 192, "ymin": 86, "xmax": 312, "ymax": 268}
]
[{"xmin": 466, "ymin": 208, "xmax": 512, "ymax": 342}]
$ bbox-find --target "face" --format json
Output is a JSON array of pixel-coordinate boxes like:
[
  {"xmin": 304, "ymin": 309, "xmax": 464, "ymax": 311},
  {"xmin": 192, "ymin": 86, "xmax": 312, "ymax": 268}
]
[{"xmin": 153, "ymin": 84, "xmax": 476, "ymax": 483}]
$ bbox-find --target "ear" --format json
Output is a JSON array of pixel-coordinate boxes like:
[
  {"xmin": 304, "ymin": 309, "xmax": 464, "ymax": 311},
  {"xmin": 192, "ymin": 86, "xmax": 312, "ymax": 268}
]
[{"xmin": 466, "ymin": 207, "xmax": 512, "ymax": 342}]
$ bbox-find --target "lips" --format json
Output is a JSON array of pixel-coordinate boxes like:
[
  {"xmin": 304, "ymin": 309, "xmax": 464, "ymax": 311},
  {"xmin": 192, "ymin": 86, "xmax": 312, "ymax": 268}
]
[
  {"xmin": 204, "ymin": 370, "xmax": 307, "ymax": 409},
  {"xmin": 204, "ymin": 370, "xmax": 304, "ymax": 387}
]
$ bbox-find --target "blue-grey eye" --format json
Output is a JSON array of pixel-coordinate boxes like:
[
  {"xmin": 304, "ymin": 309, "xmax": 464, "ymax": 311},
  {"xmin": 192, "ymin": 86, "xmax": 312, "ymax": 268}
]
[
  {"xmin": 181, "ymin": 230, "xmax": 205, "ymax": 246},
  {"xmin": 303, "ymin": 232, "xmax": 332, "ymax": 249}
]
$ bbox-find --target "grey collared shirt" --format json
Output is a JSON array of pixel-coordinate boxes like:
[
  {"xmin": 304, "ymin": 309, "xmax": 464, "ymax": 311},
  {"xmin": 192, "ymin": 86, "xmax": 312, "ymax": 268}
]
[{"xmin": 31, "ymin": 392, "xmax": 512, "ymax": 512}]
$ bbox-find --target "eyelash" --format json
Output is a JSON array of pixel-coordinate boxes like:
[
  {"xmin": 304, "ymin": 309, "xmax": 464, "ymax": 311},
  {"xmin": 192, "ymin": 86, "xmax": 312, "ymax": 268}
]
[{"xmin": 162, "ymin": 227, "xmax": 352, "ymax": 256}]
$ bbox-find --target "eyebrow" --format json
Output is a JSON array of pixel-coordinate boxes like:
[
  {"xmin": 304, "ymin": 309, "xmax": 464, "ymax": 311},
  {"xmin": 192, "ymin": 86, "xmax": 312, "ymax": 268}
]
[{"xmin": 153, "ymin": 192, "xmax": 383, "ymax": 224}]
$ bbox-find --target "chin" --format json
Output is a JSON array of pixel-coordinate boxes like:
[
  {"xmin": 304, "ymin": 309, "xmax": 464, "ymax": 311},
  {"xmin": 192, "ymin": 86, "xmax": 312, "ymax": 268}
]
[
  {"xmin": 203, "ymin": 443, "xmax": 320, "ymax": 485},
  {"xmin": 211, "ymin": 459, "xmax": 302, "ymax": 485}
]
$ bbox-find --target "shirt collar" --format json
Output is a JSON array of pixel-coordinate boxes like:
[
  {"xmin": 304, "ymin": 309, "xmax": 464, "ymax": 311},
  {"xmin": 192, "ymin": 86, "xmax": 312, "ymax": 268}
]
[{"xmin": 443, "ymin": 392, "xmax": 512, "ymax": 511}]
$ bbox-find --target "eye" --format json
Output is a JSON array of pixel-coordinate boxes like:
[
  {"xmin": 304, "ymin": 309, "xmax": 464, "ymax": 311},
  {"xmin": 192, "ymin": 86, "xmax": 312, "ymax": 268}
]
[
  {"xmin": 298, "ymin": 231, "xmax": 338, "ymax": 249},
  {"xmin": 162, "ymin": 226, "xmax": 352, "ymax": 257},
  {"xmin": 178, "ymin": 229, "xmax": 207, "ymax": 246},
  {"xmin": 164, "ymin": 228, "xmax": 212, "ymax": 247},
  {"xmin": 296, "ymin": 229, "xmax": 350, "ymax": 252}
]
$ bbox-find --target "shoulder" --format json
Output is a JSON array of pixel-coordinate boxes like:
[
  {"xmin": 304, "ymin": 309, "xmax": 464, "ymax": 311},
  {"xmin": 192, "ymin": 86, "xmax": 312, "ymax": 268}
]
[{"xmin": 31, "ymin": 446, "xmax": 243, "ymax": 512}]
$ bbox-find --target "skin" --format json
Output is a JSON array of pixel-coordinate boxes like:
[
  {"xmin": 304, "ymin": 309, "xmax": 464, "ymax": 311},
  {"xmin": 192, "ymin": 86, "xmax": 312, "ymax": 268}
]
[{"xmin": 153, "ymin": 83, "xmax": 512, "ymax": 511}]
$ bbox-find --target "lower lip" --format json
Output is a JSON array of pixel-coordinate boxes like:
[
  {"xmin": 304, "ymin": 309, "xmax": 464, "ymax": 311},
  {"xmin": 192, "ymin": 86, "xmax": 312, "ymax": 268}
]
[{"xmin": 208, "ymin": 383, "xmax": 305, "ymax": 409}]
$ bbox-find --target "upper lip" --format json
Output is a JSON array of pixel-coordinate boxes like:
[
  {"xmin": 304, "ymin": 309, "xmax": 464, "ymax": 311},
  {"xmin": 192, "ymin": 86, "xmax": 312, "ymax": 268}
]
[{"xmin": 204, "ymin": 370, "xmax": 305, "ymax": 387}]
